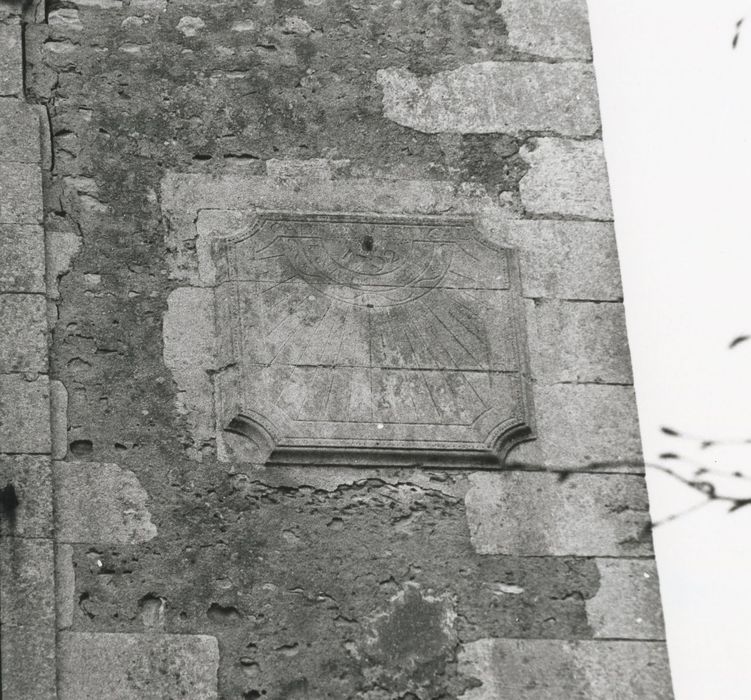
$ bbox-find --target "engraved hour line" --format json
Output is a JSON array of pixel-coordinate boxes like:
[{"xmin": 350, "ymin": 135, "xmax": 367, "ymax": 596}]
[
  {"xmin": 398, "ymin": 323, "xmax": 440, "ymax": 421},
  {"xmin": 322, "ymin": 309, "xmax": 351, "ymax": 415},
  {"xmin": 440, "ymin": 299, "xmax": 491, "ymax": 364},
  {"xmin": 403, "ymin": 315, "xmax": 448, "ymax": 420},
  {"xmin": 419, "ymin": 300, "xmax": 482, "ymax": 368},
  {"xmin": 383, "ymin": 312, "xmax": 419, "ymax": 417},
  {"xmin": 263, "ymin": 285, "xmax": 316, "ymax": 336}
]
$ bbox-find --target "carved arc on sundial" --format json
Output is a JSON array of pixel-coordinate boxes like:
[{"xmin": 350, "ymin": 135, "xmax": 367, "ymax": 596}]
[{"xmin": 211, "ymin": 211, "xmax": 534, "ymax": 468}]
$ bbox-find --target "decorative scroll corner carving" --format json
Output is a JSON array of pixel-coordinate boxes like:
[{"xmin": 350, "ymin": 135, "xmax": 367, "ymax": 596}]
[{"xmin": 221, "ymin": 414, "xmax": 276, "ymax": 465}]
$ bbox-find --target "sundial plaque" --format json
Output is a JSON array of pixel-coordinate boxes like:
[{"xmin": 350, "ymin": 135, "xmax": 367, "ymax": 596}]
[{"xmin": 211, "ymin": 211, "xmax": 533, "ymax": 467}]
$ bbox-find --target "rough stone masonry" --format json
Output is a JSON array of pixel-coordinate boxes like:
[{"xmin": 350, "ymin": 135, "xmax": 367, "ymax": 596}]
[{"xmin": 0, "ymin": 0, "xmax": 674, "ymax": 698}]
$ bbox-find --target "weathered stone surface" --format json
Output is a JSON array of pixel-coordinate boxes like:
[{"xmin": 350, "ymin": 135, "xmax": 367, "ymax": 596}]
[
  {"xmin": 163, "ymin": 287, "xmax": 216, "ymax": 457},
  {"xmin": 502, "ymin": 0, "xmax": 593, "ymax": 60},
  {"xmin": 58, "ymin": 632, "xmax": 220, "ymax": 699},
  {"xmin": 0, "ymin": 99, "xmax": 41, "ymax": 162},
  {"xmin": 45, "ymin": 228, "xmax": 83, "ymax": 299},
  {"xmin": 0, "ymin": 537, "xmax": 56, "ymax": 628},
  {"xmin": 526, "ymin": 299, "xmax": 633, "ymax": 383},
  {"xmin": 519, "ymin": 138, "xmax": 613, "ymax": 219},
  {"xmin": 377, "ymin": 62, "xmax": 599, "ymax": 136},
  {"xmin": 0, "ymin": 455, "xmax": 52, "ymax": 537},
  {"xmin": 509, "ymin": 383, "xmax": 643, "ymax": 469},
  {"xmin": 0, "ymin": 25, "xmax": 23, "ymax": 97},
  {"xmin": 56, "ymin": 543, "xmax": 76, "ymax": 630},
  {"xmin": 54, "ymin": 461, "xmax": 157, "ymax": 544},
  {"xmin": 0, "ymin": 293, "xmax": 48, "ymax": 372},
  {"xmin": 459, "ymin": 638, "xmax": 673, "ymax": 699},
  {"xmin": 162, "ymin": 174, "xmax": 498, "ymax": 282},
  {"xmin": 0, "ymin": 374, "xmax": 51, "ymax": 453},
  {"xmin": 0, "ymin": 224, "xmax": 45, "ymax": 292},
  {"xmin": 488, "ymin": 220, "xmax": 623, "ymax": 300},
  {"xmin": 0, "ymin": 162, "xmax": 44, "ymax": 223},
  {"xmin": 0, "ymin": 625, "xmax": 57, "ymax": 700},
  {"xmin": 465, "ymin": 471, "xmax": 651, "ymax": 556},
  {"xmin": 586, "ymin": 559, "xmax": 666, "ymax": 640},
  {"xmin": 50, "ymin": 379, "xmax": 69, "ymax": 459},
  {"xmin": 208, "ymin": 211, "xmax": 531, "ymax": 467}
]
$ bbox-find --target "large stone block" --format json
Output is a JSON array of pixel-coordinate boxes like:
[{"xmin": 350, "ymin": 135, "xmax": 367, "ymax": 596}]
[
  {"xmin": 0, "ymin": 224, "xmax": 45, "ymax": 292},
  {"xmin": 163, "ymin": 287, "xmax": 216, "ymax": 453},
  {"xmin": 525, "ymin": 299, "xmax": 633, "ymax": 383},
  {"xmin": 519, "ymin": 138, "xmax": 613, "ymax": 219},
  {"xmin": 377, "ymin": 62, "xmax": 599, "ymax": 136},
  {"xmin": 586, "ymin": 558, "xmax": 666, "ymax": 640},
  {"xmin": 488, "ymin": 220, "xmax": 622, "ymax": 300},
  {"xmin": 0, "ymin": 455, "xmax": 52, "ymax": 537},
  {"xmin": 509, "ymin": 383, "xmax": 643, "ymax": 469},
  {"xmin": 0, "ymin": 293, "xmax": 47, "ymax": 372},
  {"xmin": 502, "ymin": 0, "xmax": 593, "ymax": 60},
  {"xmin": 0, "ymin": 25, "xmax": 23, "ymax": 97},
  {"xmin": 0, "ymin": 373, "xmax": 51, "ymax": 453},
  {"xmin": 0, "ymin": 161, "xmax": 44, "ymax": 223},
  {"xmin": 54, "ymin": 461, "xmax": 157, "ymax": 544},
  {"xmin": 0, "ymin": 99, "xmax": 41, "ymax": 162},
  {"xmin": 0, "ymin": 536, "xmax": 55, "ymax": 628},
  {"xmin": 459, "ymin": 638, "xmax": 673, "ymax": 699},
  {"xmin": 464, "ymin": 471, "xmax": 652, "ymax": 556},
  {"xmin": 59, "ymin": 632, "xmax": 220, "ymax": 699},
  {"xmin": 0, "ymin": 625, "xmax": 57, "ymax": 700}
]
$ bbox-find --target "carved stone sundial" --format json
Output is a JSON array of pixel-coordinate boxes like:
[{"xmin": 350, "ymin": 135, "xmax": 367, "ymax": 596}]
[{"xmin": 211, "ymin": 211, "xmax": 533, "ymax": 467}]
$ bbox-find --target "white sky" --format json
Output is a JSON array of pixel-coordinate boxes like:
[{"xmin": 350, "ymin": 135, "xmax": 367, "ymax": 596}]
[{"xmin": 589, "ymin": 2, "xmax": 751, "ymax": 698}]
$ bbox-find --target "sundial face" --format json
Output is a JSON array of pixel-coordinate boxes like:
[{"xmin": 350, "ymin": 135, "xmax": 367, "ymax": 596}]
[{"xmin": 211, "ymin": 212, "xmax": 533, "ymax": 467}]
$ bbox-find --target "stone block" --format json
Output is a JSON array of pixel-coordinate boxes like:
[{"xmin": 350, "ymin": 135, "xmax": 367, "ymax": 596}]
[
  {"xmin": 488, "ymin": 220, "xmax": 622, "ymax": 300},
  {"xmin": 163, "ymin": 287, "xmax": 216, "ymax": 452},
  {"xmin": 0, "ymin": 161, "xmax": 44, "ymax": 223},
  {"xmin": 56, "ymin": 543, "xmax": 76, "ymax": 629},
  {"xmin": 502, "ymin": 0, "xmax": 593, "ymax": 60},
  {"xmin": 0, "ymin": 625, "xmax": 57, "ymax": 700},
  {"xmin": 586, "ymin": 558, "xmax": 666, "ymax": 640},
  {"xmin": 458, "ymin": 638, "xmax": 673, "ymax": 699},
  {"xmin": 525, "ymin": 299, "xmax": 632, "ymax": 383},
  {"xmin": 509, "ymin": 383, "xmax": 643, "ymax": 469},
  {"xmin": 464, "ymin": 471, "xmax": 652, "ymax": 556},
  {"xmin": 0, "ymin": 224, "xmax": 45, "ymax": 292},
  {"xmin": 519, "ymin": 138, "xmax": 613, "ymax": 219},
  {"xmin": 0, "ymin": 455, "xmax": 52, "ymax": 537},
  {"xmin": 54, "ymin": 461, "xmax": 157, "ymax": 544},
  {"xmin": 0, "ymin": 373, "xmax": 51, "ymax": 453},
  {"xmin": 0, "ymin": 536, "xmax": 55, "ymax": 628},
  {"xmin": 377, "ymin": 62, "xmax": 599, "ymax": 136},
  {"xmin": 0, "ymin": 99, "xmax": 41, "ymax": 162},
  {"xmin": 0, "ymin": 293, "xmax": 48, "ymax": 372},
  {"xmin": 0, "ymin": 25, "xmax": 23, "ymax": 97},
  {"xmin": 59, "ymin": 632, "xmax": 220, "ymax": 699},
  {"xmin": 50, "ymin": 379, "xmax": 69, "ymax": 459}
]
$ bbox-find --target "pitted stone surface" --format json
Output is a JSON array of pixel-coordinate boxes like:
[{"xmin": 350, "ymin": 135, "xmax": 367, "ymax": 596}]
[
  {"xmin": 465, "ymin": 471, "xmax": 652, "ymax": 556},
  {"xmin": 1, "ymin": 625, "xmax": 57, "ymax": 700},
  {"xmin": 54, "ymin": 461, "xmax": 157, "ymax": 544},
  {"xmin": 520, "ymin": 138, "xmax": 613, "ymax": 219},
  {"xmin": 0, "ymin": 455, "xmax": 52, "ymax": 537},
  {"xmin": 587, "ymin": 558, "xmax": 666, "ymax": 640},
  {"xmin": 525, "ymin": 299, "xmax": 633, "ymax": 383},
  {"xmin": 0, "ymin": 225, "xmax": 46, "ymax": 292},
  {"xmin": 0, "ymin": 537, "xmax": 56, "ymax": 628},
  {"xmin": 0, "ymin": 162, "xmax": 44, "ymax": 223},
  {"xmin": 377, "ymin": 62, "xmax": 600, "ymax": 136},
  {"xmin": 0, "ymin": 99, "xmax": 42, "ymax": 162},
  {"xmin": 0, "ymin": 293, "xmax": 48, "ymax": 372},
  {"xmin": 502, "ymin": 0, "xmax": 593, "ymax": 60},
  {"xmin": 458, "ymin": 638, "xmax": 673, "ymax": 699},
  {"xmin": 493, "ymin": 220, "xmax": 623, "ymax": 300},
  {"xmin": 0, "ymin": 374, "xmax": 51, "ymax": 453},
  {"xmin": 0, "ymin": 25, "xmax": 23, "ymax": 97},
  {"xmin": 59, "ymin": 632, "xmax": 219, "ymax": 699}
]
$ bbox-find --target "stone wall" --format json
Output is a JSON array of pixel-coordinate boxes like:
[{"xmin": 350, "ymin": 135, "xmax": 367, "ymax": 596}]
[{"xmin": 0, "ymin": 0, "xmax": 674, "ymax": 697}]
